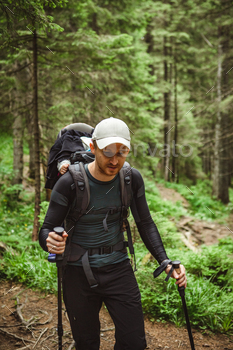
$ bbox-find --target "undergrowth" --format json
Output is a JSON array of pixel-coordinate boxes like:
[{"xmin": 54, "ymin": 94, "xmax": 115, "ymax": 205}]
[{"xmin": 157, "ymin": 178, "xmax": 233, "ymax": 222}]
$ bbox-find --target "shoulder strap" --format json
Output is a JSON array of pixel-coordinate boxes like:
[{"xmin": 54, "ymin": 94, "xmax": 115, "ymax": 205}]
[
  {"xmin": 62, "ymin": 162, "xmax": 90, "ymax": 266},
  {"xmin": 68, "ymin": 162, "xmax": 90, "ymax": 221},
  {"xmin": 119, "ymin": 161, "xmax": 132, "ymax": 209},
  {"xmin": 119, "ymin": 162, "xmax": 135, "ymax": 267}
]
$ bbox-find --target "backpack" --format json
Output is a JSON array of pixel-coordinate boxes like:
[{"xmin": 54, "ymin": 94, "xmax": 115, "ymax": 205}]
[{"xmin": 45, "ymin": 123, "xmax": 94, "ymax": 190}]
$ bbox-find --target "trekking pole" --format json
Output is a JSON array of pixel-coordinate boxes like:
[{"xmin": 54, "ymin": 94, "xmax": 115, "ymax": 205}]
[
  {"xmin": 172, "ymin": 260, "xmax": 195, "ymax": 350},
  {"xmin": 48, "ymin": 226, "xmax": 64, "ymax": 350}
]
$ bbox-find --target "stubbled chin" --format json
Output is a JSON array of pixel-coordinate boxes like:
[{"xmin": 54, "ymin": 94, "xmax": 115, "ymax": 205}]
[{"xmin": 107, "ymin": 166, "xmax": 118, "ymax": 171}]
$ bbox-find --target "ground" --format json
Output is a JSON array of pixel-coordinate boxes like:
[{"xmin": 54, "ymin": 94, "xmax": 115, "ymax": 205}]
[
  {"xmin": 0, "ymin": 280, "xmax": 233, "ymax": 350},
  {"xmin": 1, "ymin": 183, "xmax": 233, "ymax": 349}
]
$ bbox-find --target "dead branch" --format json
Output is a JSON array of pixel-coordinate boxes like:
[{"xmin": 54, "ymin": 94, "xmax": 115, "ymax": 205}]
[
  {"xmin": 36, "ymin": 313, "xmax": 53, "ymax": 325},
  {"xmin": 39, "ymin": 309, "xmax": 48, "ymax": 315},
  {"xmin": 32, "ymin": 327, "xmax": 48, "ymax": 349},
  {"xmin": 100, "ymin": 327, "xmax": 115, "ymax": 332},
  {"xmin": 39, "ymin": 330, "xmax": 55, "ymax": 344},
  {"xmin": 0, "ymin": 323, "xmax": 24, "ymax": 327},
  {"xmin": 0, "ymin": 327, "xmax": 35, "ymax": 343},
  {"xmin": 36, "ymin": 310, "xmax": 53, "ymax": 325},
  {"xmin": 16, "ymin": 346, "xmax": 31, "ymax": 350},
  {"xmin": 16, "ymin": 297, "xmax": 34, "ymax": 326},
  {"xmin": 26, "ymin": 316, "xmax": 44, "ymax": 328}
]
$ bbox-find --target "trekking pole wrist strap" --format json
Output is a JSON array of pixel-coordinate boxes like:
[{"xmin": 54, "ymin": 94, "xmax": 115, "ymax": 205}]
[{"xmin": 153, "ymin": 259, "xmax": 172, "ymax": 279}]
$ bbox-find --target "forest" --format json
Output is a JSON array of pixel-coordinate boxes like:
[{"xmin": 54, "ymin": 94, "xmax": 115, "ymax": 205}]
[{"xmin": 0, "ymin": 0, "xmax": 233, "ymax": 349}]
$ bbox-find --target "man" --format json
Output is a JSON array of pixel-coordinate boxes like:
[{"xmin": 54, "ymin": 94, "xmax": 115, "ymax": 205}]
[{"xmin": 39, "ymin": 117, "xmax": 187, "ymax": 350}]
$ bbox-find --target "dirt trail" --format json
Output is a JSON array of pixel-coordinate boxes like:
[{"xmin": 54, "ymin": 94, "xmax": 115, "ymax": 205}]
[
  {"xmin": 0, "ymin": 281, "xmax": 232, "ymax": 350},
  {"xmin": 156, "ymin": 184, "xmax": 233, "ymax": 249}
]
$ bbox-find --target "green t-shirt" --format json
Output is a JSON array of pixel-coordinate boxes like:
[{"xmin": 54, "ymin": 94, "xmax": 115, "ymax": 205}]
[{"xmin": 69, "ymin": 164, "xmax": 128, "ymax": 267}]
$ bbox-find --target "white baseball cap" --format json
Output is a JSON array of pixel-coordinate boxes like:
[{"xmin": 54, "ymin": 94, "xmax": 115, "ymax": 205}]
[{"xmin": 92, "ymin": 117, "xmax": 131, "ymax": 149}]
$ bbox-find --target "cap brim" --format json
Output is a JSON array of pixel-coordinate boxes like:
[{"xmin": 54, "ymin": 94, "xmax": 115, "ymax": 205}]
[{"xmin": 96, "ymin": 137, "xmax": 130, "ymax": 150}]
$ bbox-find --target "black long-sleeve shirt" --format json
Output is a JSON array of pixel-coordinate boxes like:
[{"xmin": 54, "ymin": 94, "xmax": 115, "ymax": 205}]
[{"xmin": 39, "ymin": 166, "xmax": 168, "ymax": 265}]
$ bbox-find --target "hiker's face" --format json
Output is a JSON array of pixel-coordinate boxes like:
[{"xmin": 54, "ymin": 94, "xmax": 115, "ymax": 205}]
[{"xmin": 91, "ymin": 143, "xmax": 129, "ymax": 176}]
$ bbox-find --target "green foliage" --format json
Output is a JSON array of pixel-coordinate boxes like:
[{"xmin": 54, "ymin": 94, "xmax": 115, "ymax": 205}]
[
  {"xmin": 171, "ymin": 237, "xmax": 233, "ymax": 288},
  {"xmin": 157, "ymin": 179, "xmax": 233, "ymax": 222},
  {"xmin": 1, "ymin": 246, "xmax": 57, "ymax": 293},
  {"xmin": 0, "ymin": 200, "xmax": 57, "ymax": 293},
  {"xmin": 135, "ymin": 239, "xmax": 233, "ymax": 333},
  {"xmin": 0, "ymin": 203, "xmax": 34, "ymax": 250},
  {"xmin": 0, "ymin": 134, "xmax": 19, "ymax": 208},
  {"xmin": 133, "ymin": 180, "xmax": 233, "ymax": 333},
  {"xmin": 39, "ymin": 201, "xmax": 50, "ymax": 226},
  {"xmin": 0, "ymin": 134, "xmax": 13, "ymax": 179}
]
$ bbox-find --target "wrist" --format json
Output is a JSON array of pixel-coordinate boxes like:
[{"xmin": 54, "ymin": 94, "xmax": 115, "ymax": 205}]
[{"xmin": 161, "ymin": 259, "xmax": 172, "ymax": 266}]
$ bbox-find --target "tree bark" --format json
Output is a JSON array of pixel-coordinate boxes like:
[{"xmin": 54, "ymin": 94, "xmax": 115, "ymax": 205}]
[
  {"xmin": 164, "ymin": 36, "xmax": 170, "ymax": 181},
  {"xmin": 172, "ymin": 55, "xmax": 178, "ymax": 181},
  {"xmin": 219, "ymin": 24, "xmax": 230, "ymax": 203},
  {"xmin": 213, "ymin": 43, "xmax": 222, "ymax": 199},
  {"xmin": 212, "ymin": 39, "xmax": 229, "ymax": 203},
  {"xmin": 32, "ymin": 29, "xmax": 41, "ymax": 241},
  {"xmin": 27, "ymin": 114, "xmax": 35, "ymax": 179}
]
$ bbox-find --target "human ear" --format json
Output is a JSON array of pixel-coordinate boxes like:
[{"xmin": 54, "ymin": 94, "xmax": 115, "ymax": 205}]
[{"xmin": 90, "ymin": 142, "xmax": 95, "ymax": 155}]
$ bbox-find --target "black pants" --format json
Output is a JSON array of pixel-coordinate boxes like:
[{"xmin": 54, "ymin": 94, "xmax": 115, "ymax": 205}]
[{"xmin": 62, "ymin": 259, "xmax": 147, "ymax": 350}]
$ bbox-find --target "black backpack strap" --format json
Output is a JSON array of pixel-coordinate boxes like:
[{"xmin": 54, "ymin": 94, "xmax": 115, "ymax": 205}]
[
  {"xmin": 119, "ymin": 162, "xmax": 136, "ymax": 270},
  {"xmin": 82, "ymin": 252, "xmax": 99, "ymax": 288},
  {"xmin": 62, "ymin": 162, "xmax": 90, "ymax": 266},
  {"xmin": 68, "ymin": 163, "xmax": 90, "ymax": 221},
  {"xmin": 119, "ymin": 162, "xmax": 132, "ymax": 208},
  {"xmin": 64, "ymin": 162, "xmax": 99, "ymax": 288}
]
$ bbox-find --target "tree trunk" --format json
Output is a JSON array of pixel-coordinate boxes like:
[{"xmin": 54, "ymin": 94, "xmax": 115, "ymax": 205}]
[
  {"xmin": 172, "ymin": 56, "xmax": 178, "ymax": 181},
  {"xmin": 219, "ymin": 24, "xmax": 230, "ymax": 203},
  {"xmin": 12, "ymin": 113, "xmax": 24, "ymax": 186},
  {"xmin": 164, "ymin": 36, "xmax": 170, "ymax": 181},
  {"xmin": 213, "ymin": 43, "xmax": 222, "ymax": 199},
  {"xmin": 28, "ymin": 115, "xmax": 35, "ymax": 179},
  {"xmin": 212, "ymin": 40, "xmax": 229, "ymax": 203},
  {"xmin": 32, "ymin": 29, "xmax": 41, "ymax": 241}
]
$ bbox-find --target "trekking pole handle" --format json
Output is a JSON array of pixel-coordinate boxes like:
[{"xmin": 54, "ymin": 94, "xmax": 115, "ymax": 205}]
[
  {"xmin": 172, "ymin": 260, "xmax": 181, "ymax": 274},
  {"xmin": 48, "ymin": 227, "xmax": 64, "ymax": 263},
  {"xmin": 54, "ymin": 226, "xmax": 64, "ymax": 237},
  {"xmin": 172, "ymin": 260, "xmax": 185, "ymax": 294},
  {"xmin": 54, "ymin": 227, "xmax": 65, "ymax": 263}
]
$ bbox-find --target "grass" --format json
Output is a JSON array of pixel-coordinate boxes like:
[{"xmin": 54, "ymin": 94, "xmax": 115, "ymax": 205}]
[
  {"xmin": 157, "ymin": 178, "xmax": 233, "ymax": 222},
  {"xmin": 135, "ymin": 238, "xmax": 233, "ymax": 332}
]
